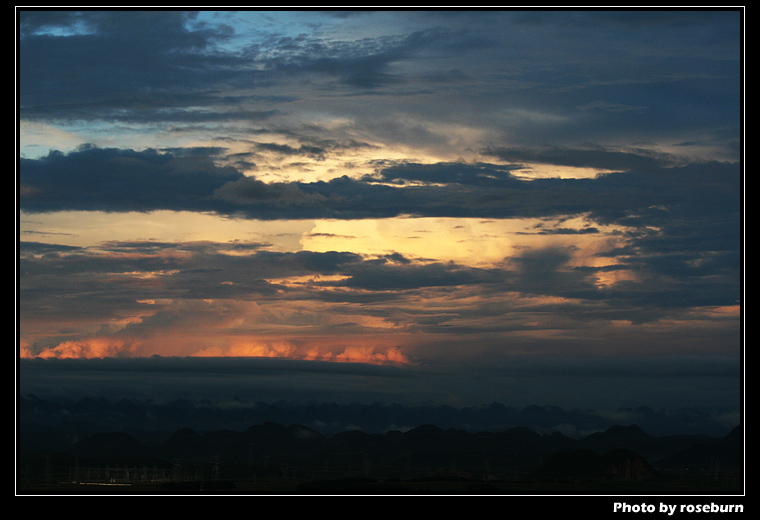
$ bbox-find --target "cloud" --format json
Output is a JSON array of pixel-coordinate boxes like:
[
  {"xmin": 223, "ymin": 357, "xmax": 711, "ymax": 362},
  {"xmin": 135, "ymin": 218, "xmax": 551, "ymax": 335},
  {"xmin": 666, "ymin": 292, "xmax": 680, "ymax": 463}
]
[
  {"xmin": 212, "ymin": 176, "xmax": 327, "ymax": 207},
  {"xmin": 21, "ymin": 145, "xmax": 740, "ymax": 230},
  {"xmin": 20, "ymin": 11, "xmax": 241, "ymax": 110},
  {"xmin": 20, "ymin": 146, "xmax": 740, "ymax": 318},
  {"xmin": 20, "ymin": 216, "xmax": 740, "ymax": 364},
  {"xmin": 19, "ymin": 145, "xmax": 242, "ymax": 213},
  {"xmin": 19, "ymin": 11, "xmax": 740, "ymax": 153},
  {"xmin": 17, "ymin": 10, "xmax": 742, "ymax": 417},
  {"xmin": 482, "ymin": 145, "xmax": 678, "ymax": 172}
]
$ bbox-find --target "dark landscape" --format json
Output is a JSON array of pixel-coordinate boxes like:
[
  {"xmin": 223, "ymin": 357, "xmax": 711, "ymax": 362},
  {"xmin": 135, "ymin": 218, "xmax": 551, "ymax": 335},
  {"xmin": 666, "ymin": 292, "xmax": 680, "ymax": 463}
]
[{"xmin": 16, "ymin": 396, "xmax": 743, "ymax": 495}]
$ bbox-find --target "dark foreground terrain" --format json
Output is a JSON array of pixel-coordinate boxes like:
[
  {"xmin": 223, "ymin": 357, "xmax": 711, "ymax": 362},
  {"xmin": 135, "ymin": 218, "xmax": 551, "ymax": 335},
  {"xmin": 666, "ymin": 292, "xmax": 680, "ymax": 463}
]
[{"xmin": 17, "ymin": 413, "xmax": 743, "ymax": 495}]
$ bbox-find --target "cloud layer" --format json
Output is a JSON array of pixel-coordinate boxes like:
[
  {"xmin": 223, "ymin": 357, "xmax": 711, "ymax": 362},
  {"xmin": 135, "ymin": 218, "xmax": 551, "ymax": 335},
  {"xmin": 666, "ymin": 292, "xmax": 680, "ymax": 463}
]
[{"xmin": 18, "ymin": 10, "xmax": 742, "ymax": 411}]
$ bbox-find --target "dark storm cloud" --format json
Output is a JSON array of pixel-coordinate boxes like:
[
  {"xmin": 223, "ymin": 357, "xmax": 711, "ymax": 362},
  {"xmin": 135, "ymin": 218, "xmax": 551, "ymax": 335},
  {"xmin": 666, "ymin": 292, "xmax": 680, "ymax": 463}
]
[
  {"xmin": 19, "ymin": 145, "xmax": 243, "ymax": 213},
  {"xmin": 373, "ymin": 161, "xmax": 527, "ymax": 186},
  {"xmin": 20, "ymin": 11, "xmax": 244, "ymax": 112}
]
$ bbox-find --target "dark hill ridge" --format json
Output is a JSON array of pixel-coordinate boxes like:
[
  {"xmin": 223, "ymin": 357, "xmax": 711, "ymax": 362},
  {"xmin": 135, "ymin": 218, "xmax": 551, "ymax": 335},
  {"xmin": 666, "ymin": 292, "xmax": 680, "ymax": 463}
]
[
  {"xmin": 19, "ymin": 421, "xmax": 742, "ymax": 476},
  {"xmin": 577, "ymin": 424, "xmax": 653, "ymax": 453},
  {"xmin": 535, "ymin": 448, "xmax": 659, "ymax": 481}
]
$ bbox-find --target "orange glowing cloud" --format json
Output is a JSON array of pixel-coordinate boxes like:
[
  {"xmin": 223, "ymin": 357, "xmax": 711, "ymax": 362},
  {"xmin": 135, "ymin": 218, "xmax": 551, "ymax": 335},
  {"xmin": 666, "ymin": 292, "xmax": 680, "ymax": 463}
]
[
  {"xmin": 30, "ymin": 337, "xmax": 130, "ymax": 359},
  {"xmin": 189, "ymin": 336, "xmax": 411, "ymax": 365},
  {"xmin": 24, "ymin": 325, "xmax": 412, "ymax": 365},
  {"xmin": 191, "ymin": 339, "xmax": 296, "ymax": 358},
  {"xmin": 304, "ymin": 344, "xmax": 409, "ymax": 364}
]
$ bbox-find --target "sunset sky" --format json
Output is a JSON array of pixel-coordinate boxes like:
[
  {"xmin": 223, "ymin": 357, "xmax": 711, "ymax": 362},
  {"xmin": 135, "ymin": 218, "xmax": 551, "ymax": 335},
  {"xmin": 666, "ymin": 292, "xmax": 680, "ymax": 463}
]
[{"xmin": 17, "ymin": 10, "xmax": 743, "ymax": 411}]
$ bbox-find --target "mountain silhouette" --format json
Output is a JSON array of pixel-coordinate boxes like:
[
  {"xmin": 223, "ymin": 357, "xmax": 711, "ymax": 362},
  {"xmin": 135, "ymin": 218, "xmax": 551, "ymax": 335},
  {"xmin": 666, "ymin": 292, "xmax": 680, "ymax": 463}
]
[
  {"xmin": 17, "ymin": 396, "xmax": 742, "ymax": 493},
  {"xmin": 19, "ymin": 420, "xmax": 740, "ymax": 471}
]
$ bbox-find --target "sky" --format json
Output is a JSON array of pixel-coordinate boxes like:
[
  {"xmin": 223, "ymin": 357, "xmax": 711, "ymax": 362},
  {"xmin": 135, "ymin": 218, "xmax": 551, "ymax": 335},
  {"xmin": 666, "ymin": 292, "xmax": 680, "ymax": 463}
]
[{"xmin": 17, "ymin": 10, "xmax": 743, "ymax": 413}]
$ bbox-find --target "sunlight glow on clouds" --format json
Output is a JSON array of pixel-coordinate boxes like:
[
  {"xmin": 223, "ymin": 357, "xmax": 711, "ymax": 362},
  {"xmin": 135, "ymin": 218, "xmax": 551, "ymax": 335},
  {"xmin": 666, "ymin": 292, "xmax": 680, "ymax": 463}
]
[
  {"xmin": 301, "ymin": 215, "xmax": 634, "ymax": 273},
  {"xmin": 18, "ymin": 8, "xmax": 741, "ymax": 398}
]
